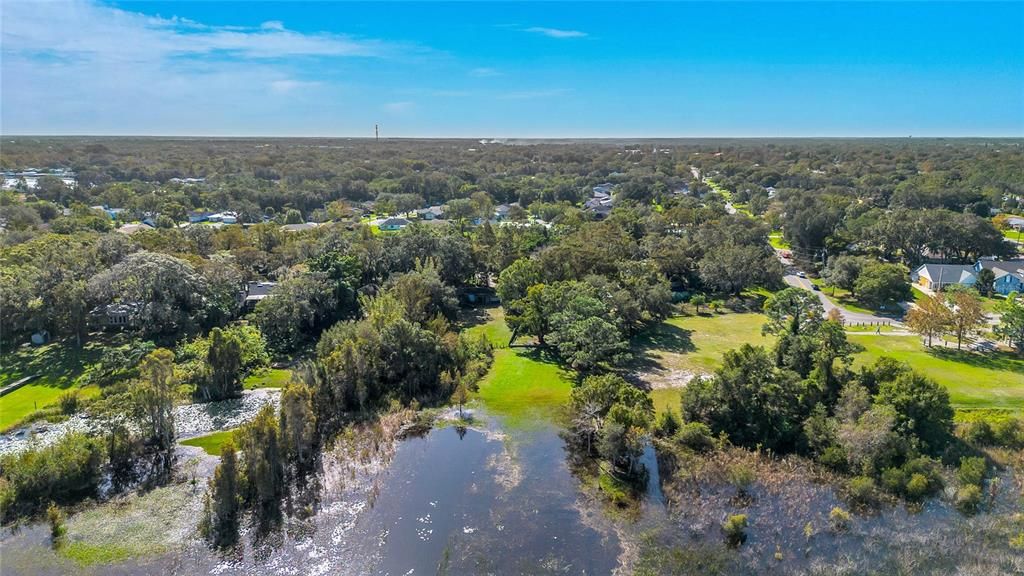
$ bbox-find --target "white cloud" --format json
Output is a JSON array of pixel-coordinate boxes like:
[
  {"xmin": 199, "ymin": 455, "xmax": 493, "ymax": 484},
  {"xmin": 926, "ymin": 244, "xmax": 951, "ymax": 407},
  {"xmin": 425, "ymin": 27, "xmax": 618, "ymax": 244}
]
[
  {"xmin": 383, "ymin": 101, "xmax": 415, "ymax": 113},
  {"xmin": 524, "ymin": 27, "xmax": 587, "ymax": 39},
  {"xmin": 470, "ymin": 67, "xmax": 501, "ymax": 77},
  {"xmin": 0, "ymin": 0, "xmax": 415, "ymax": 134}
]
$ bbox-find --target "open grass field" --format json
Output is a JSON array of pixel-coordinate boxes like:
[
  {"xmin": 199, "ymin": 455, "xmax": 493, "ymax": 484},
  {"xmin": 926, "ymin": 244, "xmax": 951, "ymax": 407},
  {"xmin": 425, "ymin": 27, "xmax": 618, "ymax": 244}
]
[
  {"xmin": 634, "ymin": 313, "xmax": 771, "ymax": 378},
  {"xmin": 634, "ymin": 313, "xmax": 771, "ymax": 414},
  {"xmin": 464, "ymin": 307, "xmax": 573, "ymax": 427},
  {"xmin": 180, "ymin": 429, "xmax": 236, "ymax": 455},
  {"xmin": 0, "ymin": 340, "xmax": 107, "ymax": 431},
  {"xmin": 849, "ymin": 334, "xmax": 1024, "ymax": 410},
  {"xmin": 243, "ymin": 368, "xmax": 292, "ymax": 389}
]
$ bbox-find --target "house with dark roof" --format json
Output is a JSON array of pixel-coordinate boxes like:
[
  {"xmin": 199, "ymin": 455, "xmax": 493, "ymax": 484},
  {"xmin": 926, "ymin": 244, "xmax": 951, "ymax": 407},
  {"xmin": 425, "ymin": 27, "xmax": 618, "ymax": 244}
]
[
  {"xmin": 238, "ymin": 281, "xmax": 277, "ymax": 312},
  {"xmin": 380, "ymin": 217, "xmax": 411, "ymax": 231},
  {"xmin": 976, "ymin": 259, "xmax": 1024, "ymax": 296}
]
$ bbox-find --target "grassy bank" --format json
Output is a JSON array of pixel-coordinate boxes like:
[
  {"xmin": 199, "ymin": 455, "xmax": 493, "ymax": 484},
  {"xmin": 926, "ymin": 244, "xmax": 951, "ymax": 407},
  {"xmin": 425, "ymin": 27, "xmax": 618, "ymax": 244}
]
[
  {"xmin": 850, "ymin": 335, "xmax": 1024, "ymax": 410},
  {"xmin": 180, "ymin": 429, "xmax": 236, "ymax": 455},
  {"xmin": 465, "ymin": 307, "xmax": 573, "ymax": 426},
  {"xmin": 0, "ymin": 341, "xmax": 107, "ymax": 431},
  {"xmin": 243, "ymin": 368, "xmax": 292, "ymax": 389}
]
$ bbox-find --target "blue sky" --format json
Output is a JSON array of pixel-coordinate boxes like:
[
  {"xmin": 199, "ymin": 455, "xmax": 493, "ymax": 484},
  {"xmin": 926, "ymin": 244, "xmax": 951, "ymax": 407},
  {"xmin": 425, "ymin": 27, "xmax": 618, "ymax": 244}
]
[{"xmin": 2, "ymin": 1, "xmax": 1022, "ymax": 137}]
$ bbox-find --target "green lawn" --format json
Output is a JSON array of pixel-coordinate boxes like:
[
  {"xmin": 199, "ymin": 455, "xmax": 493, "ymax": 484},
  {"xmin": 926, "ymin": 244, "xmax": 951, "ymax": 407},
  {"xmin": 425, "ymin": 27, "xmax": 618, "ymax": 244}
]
[
  {"xmin": 810, "ymin": 279, "xmax": 902, "ymax": 316},
  {"xmin": 466, "ymin": 307, "xmax": 573, "ymax": 427},
  {"xmin": 180, "ymin": 429, "xmax": 236, "ymax": 455},
  {"xmin": 0, "ymin": 341, "xmax": 107, "ymax": 431},
  {"xmin": 633, "ymin": 313, "xmax": 771, "ymax": 414},
  {"xmin": 462, "ymin": 307, "xmax": 513, "ymax": 347},
  {"xmin": 243, "ymin": 368, "xmax": 292, "ymax": 389},
  {"xmin": 634, "ymin": 313, "xmax": 771, "ymax": 377},
  {"xmin": 1002, "ymin": 228, "xmax": 1023, "ymax": 242},
  {"xmin": 475, "ymin": 348, "xmax": 573, "ymax": 427},
  {"xmin": 850, "ymin": 335, "xmax": 1024, "ymax": 410},
  {"xmin": 768, "ymin": 233, "xmax": 790, "ymax": 250}
]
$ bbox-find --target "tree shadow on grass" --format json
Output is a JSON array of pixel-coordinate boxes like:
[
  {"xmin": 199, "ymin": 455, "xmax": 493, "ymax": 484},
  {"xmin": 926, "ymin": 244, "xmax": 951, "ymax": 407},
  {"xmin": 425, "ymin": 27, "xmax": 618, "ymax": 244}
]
[
  {"xmin": 457, "ymin": 305, "xmax": 500, "ymax": 330},
  {"xmin": 628, "ymin": 322, "xmax": 697, "ymax": 378},
  {"xmin": 927, "ymin": 347, "xmax": 1024, "ymax": 373}
]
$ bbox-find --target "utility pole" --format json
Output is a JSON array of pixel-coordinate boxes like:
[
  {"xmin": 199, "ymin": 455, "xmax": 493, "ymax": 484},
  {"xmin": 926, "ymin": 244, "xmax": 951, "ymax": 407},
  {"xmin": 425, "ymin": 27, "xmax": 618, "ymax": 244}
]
[{"xmin": 375, "ymin": 124, "xmax": 379, "ymax": 142}]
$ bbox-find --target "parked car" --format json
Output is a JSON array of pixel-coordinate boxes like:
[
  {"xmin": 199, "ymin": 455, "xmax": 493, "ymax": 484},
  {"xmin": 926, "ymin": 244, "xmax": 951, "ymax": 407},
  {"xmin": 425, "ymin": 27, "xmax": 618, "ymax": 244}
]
[
  {"xmin": 797, "ymin": 271, "xmax": 807, "ymax": 278},
  {"xmin": 811, "ymin": 284, "xmax": 820, "ymax": 291}
]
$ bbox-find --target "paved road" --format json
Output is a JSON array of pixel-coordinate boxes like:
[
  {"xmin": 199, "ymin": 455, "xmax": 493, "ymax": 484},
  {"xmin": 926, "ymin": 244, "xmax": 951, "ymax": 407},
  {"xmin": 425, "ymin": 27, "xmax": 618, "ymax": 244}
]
[{"xmin": 782, "ymin": 273, "xmax": 901, "ymax": 325}]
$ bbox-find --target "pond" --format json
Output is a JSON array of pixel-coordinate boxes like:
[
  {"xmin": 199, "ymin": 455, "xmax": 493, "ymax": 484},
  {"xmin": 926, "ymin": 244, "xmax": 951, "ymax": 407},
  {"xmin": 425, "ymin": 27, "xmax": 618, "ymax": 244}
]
[{"xmin": 3, "ymin": 401, "xmax": 1021, "ymax": 575}]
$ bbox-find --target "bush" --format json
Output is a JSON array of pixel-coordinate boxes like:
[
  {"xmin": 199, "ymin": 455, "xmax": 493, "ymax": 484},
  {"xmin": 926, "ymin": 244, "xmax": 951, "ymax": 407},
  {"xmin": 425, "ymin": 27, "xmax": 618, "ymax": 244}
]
[
  {"xmin": 654, "ymin": 409, "xmax": 681, "ymax": 439},
  {"xmin": 722, "ymin": 514, "xmax": 748, "ymax": 547},
  {"xmin": 727, "ymin": 463, "xmax": 756, "ymax": 496},
  {"xmin": 818, "ymin": 445, "xmax": 848, "ymax": 472},
  {"xmin": 955, "ymin": 484, "xmax": 983, "ymax": 514},
  {"xmin": 846, "ymin": 476, "xmax": 877, "ymax": 508},
  {"xmin": 905, "ymin": 473, "xmax": 931, "ymax": 501},
  {"xmin": 959, "ymin": 419, "xmax": 994, "ymax": 445},
  {"xmin": 46, "ymin": 502, "xmax": 66, "ymax": 545},
  {"xmin": 957, "ymin": 456, "xmax": 987, "ymax": 487},
  {"xmin": 829, "ymin": 507, "xmax": 851, "ymax": 532},
  {"xmin": 675, "ymin": 422, "xmax": 715, "ymax": 453},
  {"xmin": 880, "ymin": 467, "xmax": 907, "ymax": 495},
  {"xmin": 58, "ymin": 391, "xmax": 80, "ymax": 415},
  {"xmin": 0, "ymin": 433, "xmax": 104, "ymax": 521},
  {"xmin": 992, "ymin": 418, "xmax": 1024, "ymax": 448},
  {"xmin": 902, "ymin": 456, "xmax": 944, "ymax": 497}
]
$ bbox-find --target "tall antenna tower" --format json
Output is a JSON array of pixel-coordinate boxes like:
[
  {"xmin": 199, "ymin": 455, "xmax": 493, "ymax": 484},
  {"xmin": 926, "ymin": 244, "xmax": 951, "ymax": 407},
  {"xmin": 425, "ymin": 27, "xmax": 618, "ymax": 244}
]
[{"xmin": 375, "ymin": 124, "xmax": 379, "ymax": 142}]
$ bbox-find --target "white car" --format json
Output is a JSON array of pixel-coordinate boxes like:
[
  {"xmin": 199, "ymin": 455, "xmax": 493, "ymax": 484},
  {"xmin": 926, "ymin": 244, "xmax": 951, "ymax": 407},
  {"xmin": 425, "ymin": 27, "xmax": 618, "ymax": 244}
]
[{"xmin": 797, "ymin": 271, "xmax": 807, "ymax": 278}]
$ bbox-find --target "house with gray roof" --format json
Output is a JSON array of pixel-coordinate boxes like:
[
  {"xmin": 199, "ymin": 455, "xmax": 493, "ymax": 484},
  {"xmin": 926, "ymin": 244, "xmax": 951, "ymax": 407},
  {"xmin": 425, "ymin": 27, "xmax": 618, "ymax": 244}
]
[{"xmin": 912, "ymin": 263, "xmax": 977, "ymax": 291}]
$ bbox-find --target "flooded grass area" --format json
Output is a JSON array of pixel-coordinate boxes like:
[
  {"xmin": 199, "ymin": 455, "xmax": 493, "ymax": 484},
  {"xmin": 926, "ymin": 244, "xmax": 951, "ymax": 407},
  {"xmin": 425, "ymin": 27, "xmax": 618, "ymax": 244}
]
[{"xmin": 180, "ymin": 429, "xmax": 236, "ymax": 455}]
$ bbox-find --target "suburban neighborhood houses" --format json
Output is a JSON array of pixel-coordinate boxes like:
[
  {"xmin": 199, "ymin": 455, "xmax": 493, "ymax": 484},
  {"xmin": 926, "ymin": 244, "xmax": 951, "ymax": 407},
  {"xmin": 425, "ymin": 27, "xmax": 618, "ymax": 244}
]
[{"xmin": 914, "ymin": 258, "xmax": 1024, "ymax": 295}]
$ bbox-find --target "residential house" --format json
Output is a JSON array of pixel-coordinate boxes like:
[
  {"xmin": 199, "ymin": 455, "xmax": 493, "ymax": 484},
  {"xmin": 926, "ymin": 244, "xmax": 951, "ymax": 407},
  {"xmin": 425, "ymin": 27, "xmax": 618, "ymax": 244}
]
[
  {"xmin": 91, "ymin": 303, "xmax": 141, "ymax": 329},
  {"xmin": 416, "ymin": 205, "xmax": 445, "ymax": 220},
  {"xmin": 912, "ymin": 263, "xmax": 977, "ymax": 291},
  {"xmin": 188, "ymin": 210, "xmax": 214, "ymax": 224},
  {"xmin": 976, "ymin": 259, "xmax": 1024, "ymax": 296},
  {"xmin": 116, "ymin": 221, "xmax": 156, "ymax": 235},
  {"xmin": 280, "ymin": 222, "xmax": 320, "ymax": 233},
  {"xmin": 493, "ymin": 204, "xmax": 512, "ymax": 221},
  {"xmin": 238, "ymin": 281, "xmax": 277, "ymax": 312},
  {"xmin": 584, "ymin": 187, "xmax": 614, "ymax": 219},
  {"xmin": 379, "ymin": 217, "xmax": 411, "ymax": 231}
]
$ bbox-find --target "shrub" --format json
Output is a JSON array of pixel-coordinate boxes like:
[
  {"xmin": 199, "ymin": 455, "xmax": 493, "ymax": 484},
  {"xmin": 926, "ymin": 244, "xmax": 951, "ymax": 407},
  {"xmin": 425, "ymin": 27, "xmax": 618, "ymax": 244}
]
[
  {"xmin": 957, "ymin": 456, "xmax": 987, "ymax": 488},
  {"xmin": 818, "ymin": 445, "xmax": 848, "ymax": 472},
  {"xmin": 722, "ymin": 514, "xmax": 748, "ymax": 547},
  {"xmin": 829, "ymin": 507, "xmax": 851, "ymax": 532},
  {"xmin": 905, "ymin": 473, "xmax": 931, "ymax": 501},
  {"xmin": 846, "ymin": 476, "xmax": 877, "ymax": 508},
  {"xmin": 0, "ymin": 433, "xmax": 104, "ymax": 521},
  {"xmin": 675, "ymin": 422, "xmax": 715, "ymax": 453},
  {"xmin": 992, "ymin": 418, "xmax": 1024, "ymax": 448},
  {"xmin": 959, "ymin": 419, "xmax": 993, "ymax": 446},
  {"xmin": 727, "ymin": 463, "xmax": 756, "ymax": 497},
  {"xmin": 46, "ymin": 502, "xmax": 66, "ymax": 546},
  {"xmin": 955, "ymin": 485, "xmax": 983, "ymax": 514},
  {"xmin": 58, "ymin": 391, "xmax": 80, "ymax": 415},
  {"xmin": 880, "ymin": 467, "xmax": 907, "ymax": 495},
  {"xmin": 654, "ymin": 409, "xmax": 681, "ymax": 438},
  {"xmin": 902, "ymin": 456, "xmax": 944, "ymax": 497}
]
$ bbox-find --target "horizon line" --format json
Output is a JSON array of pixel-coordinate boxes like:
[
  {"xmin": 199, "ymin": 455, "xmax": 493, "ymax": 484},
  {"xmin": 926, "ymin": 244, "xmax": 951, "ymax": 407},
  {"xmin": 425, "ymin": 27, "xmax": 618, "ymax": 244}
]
[{"xmin": 3, "ymin": 134, "xmax": 1024, "ymax": 140}]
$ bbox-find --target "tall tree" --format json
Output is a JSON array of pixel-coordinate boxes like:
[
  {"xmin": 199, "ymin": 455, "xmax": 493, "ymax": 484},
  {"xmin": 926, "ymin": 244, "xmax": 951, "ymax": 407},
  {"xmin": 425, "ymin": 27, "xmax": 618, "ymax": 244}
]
[
  {"xmin": 946, "ymin": 289, "xmax": 985, "ymax": 350},
  {"xmin": 906, "ymin": 294, "xmax": 952, "ymax": 347},
  {"xmin": 134, "ymin": 348, "xmax": 176, "ymax": 472}
]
